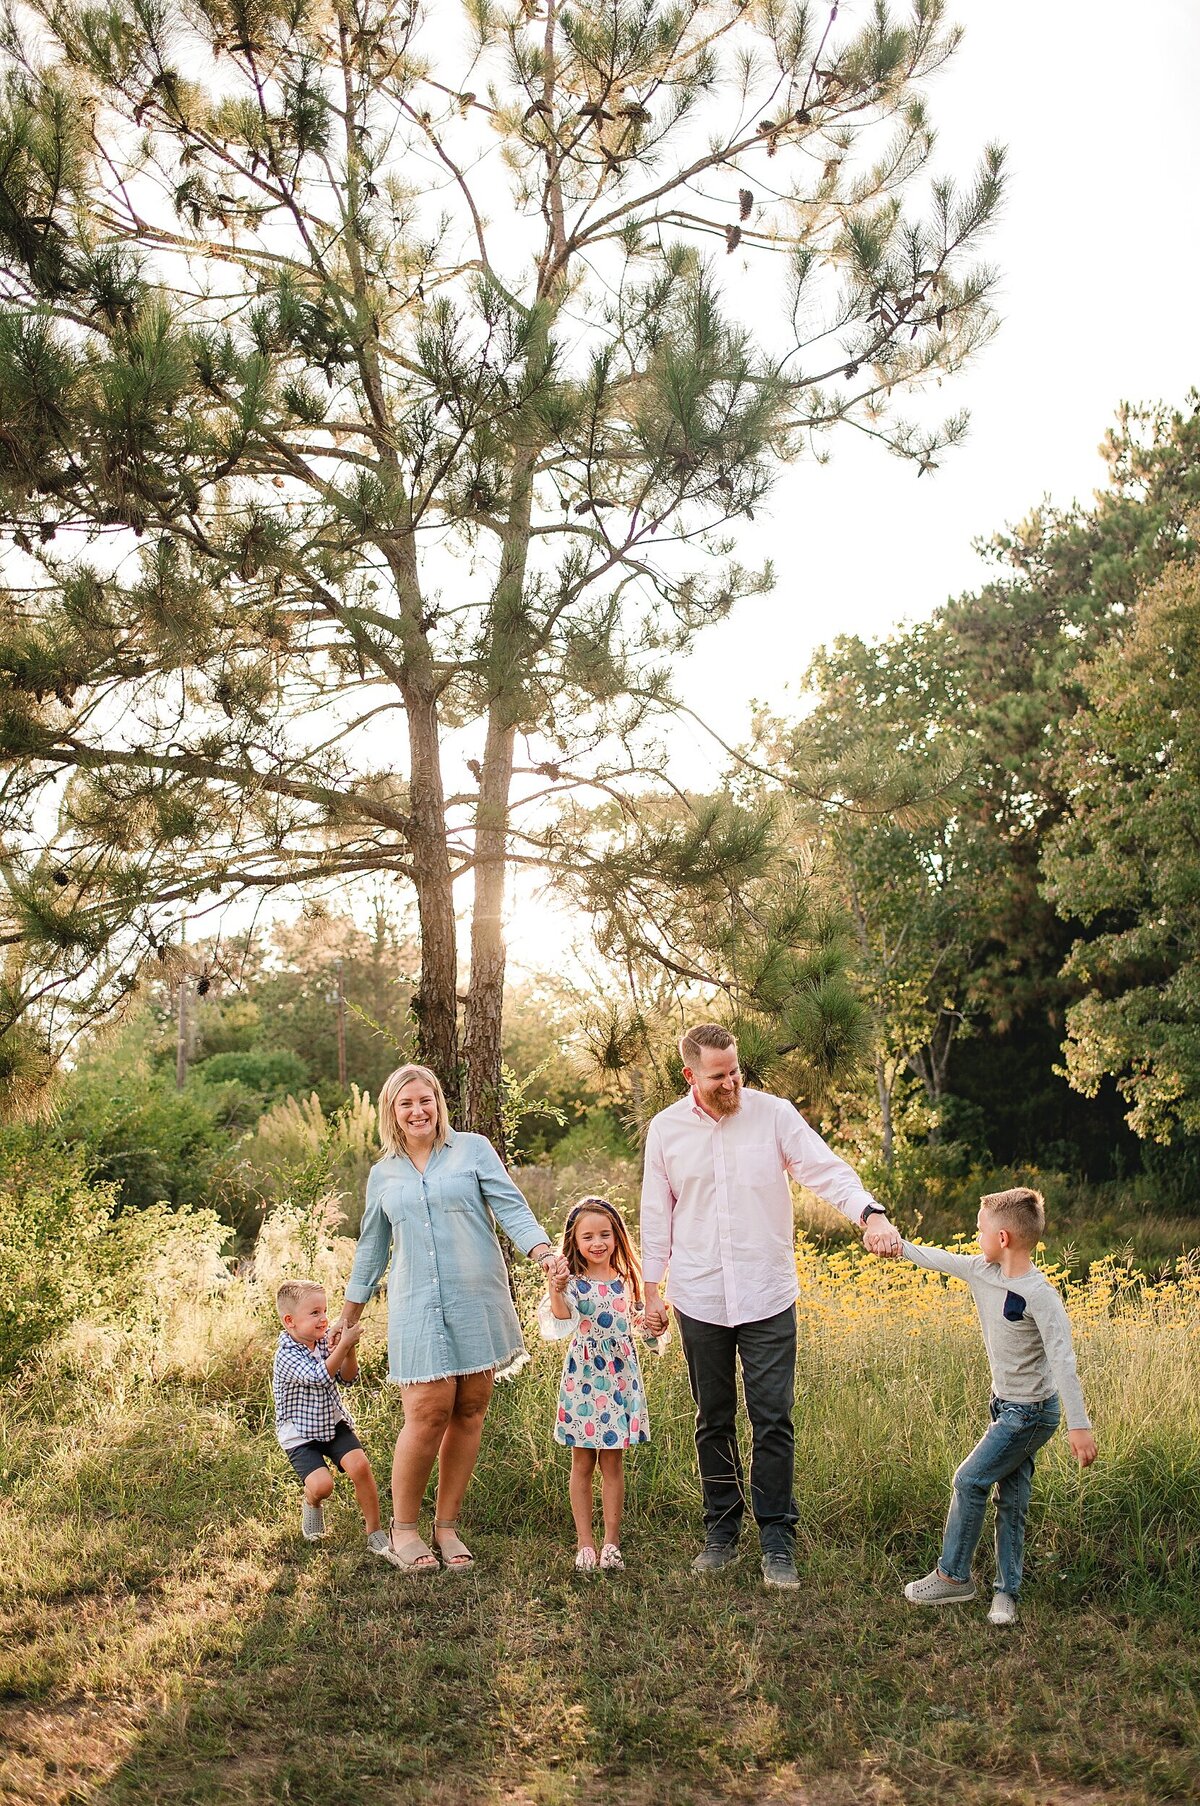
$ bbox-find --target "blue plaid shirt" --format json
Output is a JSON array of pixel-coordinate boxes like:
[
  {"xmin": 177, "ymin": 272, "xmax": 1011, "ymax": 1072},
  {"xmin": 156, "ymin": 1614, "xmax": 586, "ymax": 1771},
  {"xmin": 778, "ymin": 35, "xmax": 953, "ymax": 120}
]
[{"xmin": 272, "ymin": 1332, "xmax": 355, "ymax": 1446}]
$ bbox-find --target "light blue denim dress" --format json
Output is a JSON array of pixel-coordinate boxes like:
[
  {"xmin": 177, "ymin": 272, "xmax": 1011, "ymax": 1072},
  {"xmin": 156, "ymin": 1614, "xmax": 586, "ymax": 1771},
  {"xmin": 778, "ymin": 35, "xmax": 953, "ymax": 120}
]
[{"xmin": 344, "ymin": 1131, "xmax": 549, "ymax": 1385}]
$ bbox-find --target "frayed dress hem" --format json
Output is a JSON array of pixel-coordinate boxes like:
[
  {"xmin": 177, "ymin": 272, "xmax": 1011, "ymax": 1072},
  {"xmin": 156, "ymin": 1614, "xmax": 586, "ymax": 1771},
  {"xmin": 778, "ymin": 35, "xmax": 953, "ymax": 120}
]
[{"xmin": 387, "ymin": 1346, "xmax": 531, "ymax": 1386}]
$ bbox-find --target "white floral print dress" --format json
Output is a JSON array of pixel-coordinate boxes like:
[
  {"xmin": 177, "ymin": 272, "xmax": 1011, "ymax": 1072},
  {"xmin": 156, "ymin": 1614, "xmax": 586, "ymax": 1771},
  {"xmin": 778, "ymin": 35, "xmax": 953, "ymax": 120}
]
[{"xmin": 537, "ymin": 1277, "xmax": 652, "ymax": 1448}]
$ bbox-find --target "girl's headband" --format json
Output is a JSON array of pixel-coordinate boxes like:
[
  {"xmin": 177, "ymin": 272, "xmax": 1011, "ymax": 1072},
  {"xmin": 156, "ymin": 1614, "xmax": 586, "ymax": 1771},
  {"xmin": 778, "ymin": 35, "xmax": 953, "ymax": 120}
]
[{"xmin": 564, "ymin": 1197, "xmax": 615, "ymax": 1232}]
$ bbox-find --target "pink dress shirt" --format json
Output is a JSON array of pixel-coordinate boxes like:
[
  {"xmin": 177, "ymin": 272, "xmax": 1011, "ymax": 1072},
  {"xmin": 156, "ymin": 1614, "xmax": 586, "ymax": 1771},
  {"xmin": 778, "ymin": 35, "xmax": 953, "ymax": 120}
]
[{"xmin": 640, "ymin": 1087, "xmax": 879, "ymax": 1327}]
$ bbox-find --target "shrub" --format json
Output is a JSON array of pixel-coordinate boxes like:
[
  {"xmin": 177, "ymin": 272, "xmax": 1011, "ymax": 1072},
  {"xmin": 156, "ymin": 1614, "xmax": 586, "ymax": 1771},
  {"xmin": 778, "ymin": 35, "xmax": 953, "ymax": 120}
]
[
  {"xmin": 0, "ymin": 1130, "xmax": 117, "ymax": 1379},
  {"xmin": 195, "ymin": 1049, "xmax": 309, "ymax": 1105}
]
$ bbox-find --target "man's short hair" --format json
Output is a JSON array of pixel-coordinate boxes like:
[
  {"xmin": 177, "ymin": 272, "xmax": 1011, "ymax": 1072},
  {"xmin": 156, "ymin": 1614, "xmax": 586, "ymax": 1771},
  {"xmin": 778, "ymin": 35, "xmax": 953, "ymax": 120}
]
[
  {"xmin": 275, "ymin": 1279, "xmax": 325, "ymax": 1317},
  {"xmin": 980, "ymin": 1187, "xmax": 1045, "ymax": 1245},
  {"xmin": 679, "ymin": 1022, "xmax": 736, "ymax": 1068}
]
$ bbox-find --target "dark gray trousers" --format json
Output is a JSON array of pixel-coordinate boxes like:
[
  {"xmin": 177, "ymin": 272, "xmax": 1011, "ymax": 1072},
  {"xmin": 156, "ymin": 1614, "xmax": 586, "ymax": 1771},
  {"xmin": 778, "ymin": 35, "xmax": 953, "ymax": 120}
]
[{"xmin": 675, "ymin": 1303, "xmax": 799, "ymax": 1553}]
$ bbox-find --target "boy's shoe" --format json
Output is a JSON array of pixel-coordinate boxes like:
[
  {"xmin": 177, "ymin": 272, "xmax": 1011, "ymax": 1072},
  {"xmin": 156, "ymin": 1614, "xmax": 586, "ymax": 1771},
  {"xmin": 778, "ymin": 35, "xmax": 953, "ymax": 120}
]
[
  {"xmin": 988, "ymin": 1591, "xmax": 1018, "ymax": 1627},
  {"xmin": 301, "ymin": 1501, "xmax": 327, "ymax": 1541},
  {"xmin": 904, "ymin": 1568, "xmax": 976, "ymax": 1605},
  {"xmin": 365, "ymin": 1529, "xmax": 402, "ymax": 1566},
  {"xmin": 691, "ymin": 1538, "xmax": 739, "ymax": 1574},
  {"xmin": 761, "ymin": 1550, "xmax": 801, "ymax": 1590}
]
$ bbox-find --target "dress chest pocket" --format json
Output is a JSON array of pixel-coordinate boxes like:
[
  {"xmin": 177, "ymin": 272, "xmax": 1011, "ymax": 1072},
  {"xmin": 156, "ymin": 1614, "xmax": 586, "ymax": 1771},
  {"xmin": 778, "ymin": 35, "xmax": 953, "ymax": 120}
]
[{"xmin": 381, "ymin": 1176, "xmax": 426, "ymax": 1223}]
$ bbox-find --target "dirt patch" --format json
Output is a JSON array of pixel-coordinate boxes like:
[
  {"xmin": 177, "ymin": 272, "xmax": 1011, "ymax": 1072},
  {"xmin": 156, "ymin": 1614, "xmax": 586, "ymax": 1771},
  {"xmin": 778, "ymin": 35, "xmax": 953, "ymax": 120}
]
[{"xmin": 0, "ymin": 1699, "xmax": 141, "ymax": 1806}]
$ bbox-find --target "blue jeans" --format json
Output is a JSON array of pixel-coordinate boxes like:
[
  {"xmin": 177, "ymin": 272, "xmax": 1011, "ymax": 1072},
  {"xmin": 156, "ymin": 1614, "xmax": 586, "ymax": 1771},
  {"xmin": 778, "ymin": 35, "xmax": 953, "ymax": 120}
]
[{"xmin": 939, "ymin": 1394, "xmax": 1061, "ymax": 1595}]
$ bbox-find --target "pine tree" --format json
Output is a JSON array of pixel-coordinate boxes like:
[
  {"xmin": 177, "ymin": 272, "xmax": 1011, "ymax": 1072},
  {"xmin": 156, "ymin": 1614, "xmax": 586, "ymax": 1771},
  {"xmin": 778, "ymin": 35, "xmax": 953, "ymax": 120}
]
[{"xmin": 0, "ymin": 0, "xmax": 1003, "ymax": 1133}]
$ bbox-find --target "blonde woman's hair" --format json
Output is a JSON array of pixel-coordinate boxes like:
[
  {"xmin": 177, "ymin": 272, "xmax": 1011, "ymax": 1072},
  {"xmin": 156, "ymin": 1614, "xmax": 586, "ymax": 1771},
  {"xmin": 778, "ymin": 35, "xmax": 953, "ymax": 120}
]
[{"xmin": 378, "ymin": 1063, "xmax": 452, "ymax": 1156}]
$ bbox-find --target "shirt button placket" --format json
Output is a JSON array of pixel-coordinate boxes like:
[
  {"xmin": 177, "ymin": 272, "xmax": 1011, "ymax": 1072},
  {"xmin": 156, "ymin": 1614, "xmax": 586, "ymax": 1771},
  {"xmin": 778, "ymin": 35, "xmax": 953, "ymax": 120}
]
[
  {"xmin": 714, "ymin": 1126, "xmax": 740, "ymax": 1324},
  {"xmin": 423, "ymin": 1176, "xmax": 451, "ymax": 1361}
]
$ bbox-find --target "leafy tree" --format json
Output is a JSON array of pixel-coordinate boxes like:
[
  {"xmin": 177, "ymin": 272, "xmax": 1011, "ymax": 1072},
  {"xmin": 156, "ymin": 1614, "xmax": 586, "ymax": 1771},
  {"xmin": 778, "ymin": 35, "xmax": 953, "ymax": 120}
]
[
  {"xmin": 0, "ymin": 0, "xmax": 1003, "ymax": 1136},
  {"xmin": 561, "ymin": 788, "xmax": 872, "ymax": 1116},
  {"xmin": 187, "ymin": 901, "xmax": 417, "ymax": 1099},
  {"xmin": 768, "ymin": 399, "xmax": 1200, "ymax": 1169},
  {"xmin": 1043, "ymin": 553, "xmax": 1200, "ymax": 1142}
]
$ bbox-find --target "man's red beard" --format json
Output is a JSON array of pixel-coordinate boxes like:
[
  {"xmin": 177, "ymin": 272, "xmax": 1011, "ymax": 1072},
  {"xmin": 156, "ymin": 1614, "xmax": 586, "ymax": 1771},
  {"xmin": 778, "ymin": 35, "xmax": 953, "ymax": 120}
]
[{"xmin": 700, "ymin": 1082, "xmax": 742, "ymax": 1117}]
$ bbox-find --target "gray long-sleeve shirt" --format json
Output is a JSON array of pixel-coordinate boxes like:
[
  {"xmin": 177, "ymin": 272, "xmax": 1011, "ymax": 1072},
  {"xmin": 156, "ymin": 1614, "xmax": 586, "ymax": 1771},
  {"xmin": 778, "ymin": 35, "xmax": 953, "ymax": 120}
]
[{"xmin": 900, "ymin": 1241, "xmax": 1092, "ymax": 1431}]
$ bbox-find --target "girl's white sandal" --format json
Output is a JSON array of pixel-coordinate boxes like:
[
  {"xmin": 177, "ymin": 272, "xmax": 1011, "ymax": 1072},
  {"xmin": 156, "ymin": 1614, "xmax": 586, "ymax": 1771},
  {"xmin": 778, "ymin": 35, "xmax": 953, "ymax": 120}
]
[
  {"xmin": 599, "ymin": 1543, "xmax": 625, "ymax": 1571},
  {"xmin": 574, "ymin": 1545, "xmax": 598, "ymax": 1573}
]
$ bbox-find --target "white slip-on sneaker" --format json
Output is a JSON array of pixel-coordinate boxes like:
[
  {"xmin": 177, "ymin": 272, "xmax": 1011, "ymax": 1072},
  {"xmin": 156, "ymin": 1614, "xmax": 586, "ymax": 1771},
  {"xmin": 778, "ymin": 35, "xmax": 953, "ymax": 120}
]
[
  {"xmin": 903, "ymin": 1568, "xmax": 977, "ymax": 1605},
  {"xmin": 988, "ymin": 1591, "xmax": 1018, "ymax": 1626},
  {"xmin": 301, "ymin": 1501, "xmax": 327, "ymax": 1541}
]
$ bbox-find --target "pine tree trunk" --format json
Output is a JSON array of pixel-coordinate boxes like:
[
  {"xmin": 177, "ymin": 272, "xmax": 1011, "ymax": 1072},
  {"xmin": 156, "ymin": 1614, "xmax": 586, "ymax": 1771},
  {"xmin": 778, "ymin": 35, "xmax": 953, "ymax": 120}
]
[
  {"xmin": 461, "ymin": 443, "xmax": 540, "ymax": 1147},
  {"xmin": 403, "ymin": 673, "xmax": 460, "ymax": 1111},
  {"xmin": 463, "ymin": 711, "xmax": 516, "ymax": 1147}
]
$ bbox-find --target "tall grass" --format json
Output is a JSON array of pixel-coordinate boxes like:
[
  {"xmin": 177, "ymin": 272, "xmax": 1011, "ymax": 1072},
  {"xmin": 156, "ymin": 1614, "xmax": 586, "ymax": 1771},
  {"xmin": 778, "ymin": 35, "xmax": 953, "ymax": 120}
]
[
  {"xmin": 4, "ymin": 1175, "xmax": 1199, "ymax": 1806},
  {"xmin": 11, "ymin": 1168, "xmax": 1199, "ymax": 1606}
]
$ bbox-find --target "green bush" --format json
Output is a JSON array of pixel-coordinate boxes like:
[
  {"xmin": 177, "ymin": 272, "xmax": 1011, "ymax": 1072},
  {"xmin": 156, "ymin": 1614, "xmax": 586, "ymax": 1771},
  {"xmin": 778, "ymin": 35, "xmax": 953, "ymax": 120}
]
[
  {"xmin": 0, "ymin": 1129, "xmax": 117, "ymax": 1379},
  {"xmin": 194, "ymin": 1049, "xmax": 309, "ymax": 1105}
]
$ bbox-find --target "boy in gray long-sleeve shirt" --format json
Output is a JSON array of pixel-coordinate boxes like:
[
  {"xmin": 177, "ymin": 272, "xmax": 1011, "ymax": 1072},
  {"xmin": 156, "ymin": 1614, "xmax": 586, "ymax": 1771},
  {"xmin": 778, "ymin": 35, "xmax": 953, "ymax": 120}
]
[{"xmin": 886, "ymin": 1186, "xmax": 1098, "ymax": 1627}]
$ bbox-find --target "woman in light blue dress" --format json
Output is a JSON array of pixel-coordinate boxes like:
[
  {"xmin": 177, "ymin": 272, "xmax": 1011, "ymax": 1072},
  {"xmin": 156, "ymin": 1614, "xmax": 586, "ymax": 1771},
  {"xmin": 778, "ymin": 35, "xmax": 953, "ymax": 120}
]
[{"xmin": 333, "ymin": 1064, "xmax": 566, "ymax": 1572}]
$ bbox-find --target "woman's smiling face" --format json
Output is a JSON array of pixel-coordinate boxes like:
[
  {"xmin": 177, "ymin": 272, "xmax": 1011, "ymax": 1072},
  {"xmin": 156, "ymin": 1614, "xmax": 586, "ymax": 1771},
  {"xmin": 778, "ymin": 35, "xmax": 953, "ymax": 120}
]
[{"xmin": 394, "ymin": 1080, "xmax": 438, "ymax": 1145}]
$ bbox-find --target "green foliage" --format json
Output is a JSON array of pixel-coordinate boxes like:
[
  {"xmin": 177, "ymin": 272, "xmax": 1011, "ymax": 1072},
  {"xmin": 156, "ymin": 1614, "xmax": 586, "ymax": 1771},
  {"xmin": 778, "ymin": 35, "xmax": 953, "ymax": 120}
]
[
  {"xmin": 0, "ymin": 0, "xmax": 1002, "ymax": 1132},
  {"xmin": 52, "ymin": 1043, "xmax": 238, "ymax": 1216},
  {"xmin": 765, "ymin": 397, "xmax": 1200, "ymax": 1175},
  {"xmin": 562, "ymin": 789, "xmax": 871, "ymax": 1114},
  {"xmin": 238, "ymin": 1085, "xmax": 379, "ymax": 1239},
  {"xmin": 1045, "ymin": 550, "xmax": 1200, "ymax": 1141},
  {"xmin": 0, "ymin": 1130, "xmax": 115, "ymax": 1377}
]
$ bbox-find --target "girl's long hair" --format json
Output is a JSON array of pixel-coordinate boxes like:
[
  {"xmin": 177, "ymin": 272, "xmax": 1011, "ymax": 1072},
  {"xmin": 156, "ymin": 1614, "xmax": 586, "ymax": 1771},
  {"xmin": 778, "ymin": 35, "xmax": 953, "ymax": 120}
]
[
  {"xmin": 377, "ymin": 1064, "xmax": 451, "ymax": 1157},
  {"xmin": 560, "ymin": 1196, "xmax": 643, "ymax": 1307}
]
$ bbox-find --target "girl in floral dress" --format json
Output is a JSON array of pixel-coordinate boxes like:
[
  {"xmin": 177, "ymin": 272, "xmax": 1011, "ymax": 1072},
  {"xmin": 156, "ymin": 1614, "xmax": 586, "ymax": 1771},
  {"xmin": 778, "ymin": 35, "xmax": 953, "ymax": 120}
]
[{"xmin": 538, "ymin": 1195, "xmax": 662, "ymax": 1572}]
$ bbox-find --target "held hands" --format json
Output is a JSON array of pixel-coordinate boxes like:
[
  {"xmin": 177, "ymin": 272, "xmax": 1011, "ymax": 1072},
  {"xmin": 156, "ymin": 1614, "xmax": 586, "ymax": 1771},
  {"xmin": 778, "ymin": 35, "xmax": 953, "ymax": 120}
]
[
  {"xmin": 339, "ymin": 1321, "xmax": 363, "ymax": 1350},
  {"xmin": 327, "ymin": 1316, "xmax": 345, "ymax": 1350},
  {"xmin": 862, "ymin": 1217, "xmax": 903, "ymax": 1258},
  {"xmin": 539, "ymin": 1252, "xmax": 570, "ymax": 1285},
  {"xmin": 549, "ymin": 1266, "xmax": 570, "ymax": 1297},
  {"xmin": 1068, "ymin": 1428, "xmax": 1098, "ymax": 1468},
  {"xmin": 643, "ymin": 1287, "xmax": 670, "ymax": 1338}
]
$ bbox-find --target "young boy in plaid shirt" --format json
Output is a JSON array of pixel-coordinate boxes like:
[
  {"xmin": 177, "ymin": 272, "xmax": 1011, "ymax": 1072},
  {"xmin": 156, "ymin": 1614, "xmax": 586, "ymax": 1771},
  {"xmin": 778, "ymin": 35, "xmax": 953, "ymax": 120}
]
[{"xmin": 273, "ymin": 1279, "xmax": 398, "ymax": 1563}]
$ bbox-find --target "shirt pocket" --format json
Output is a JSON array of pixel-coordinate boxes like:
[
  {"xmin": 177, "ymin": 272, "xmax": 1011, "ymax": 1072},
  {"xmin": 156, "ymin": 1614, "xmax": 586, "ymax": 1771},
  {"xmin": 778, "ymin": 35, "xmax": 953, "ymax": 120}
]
[{"xmin": 381, "ymin": 1176, "xmax": 426, "ymax": 1224}]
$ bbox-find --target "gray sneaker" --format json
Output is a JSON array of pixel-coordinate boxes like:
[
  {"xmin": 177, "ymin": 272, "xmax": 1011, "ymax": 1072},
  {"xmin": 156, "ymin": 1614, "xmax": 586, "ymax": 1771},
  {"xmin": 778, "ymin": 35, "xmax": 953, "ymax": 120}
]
[
  {"xmin": 988, "ymin": 1590, "xmax": 1018, "ymax": 1626},
  {"xmin": 366, "ymin": 1529, "xmax": 402, "ymax": 1567},
  {"xmin": 691, "ymin": 1539, "xmax": 739, "ymax": 1574},
  {"xmin": 301, "ymin": 1500, "xmax": 326, "ymax": 1542},
  {"xmin": 761, "ymin": 1550, "xmax": 800, "ymax": 1590},
  {"xmin": 904, "ymin": 1567, "xmax": 976, "ymax": 1605}
]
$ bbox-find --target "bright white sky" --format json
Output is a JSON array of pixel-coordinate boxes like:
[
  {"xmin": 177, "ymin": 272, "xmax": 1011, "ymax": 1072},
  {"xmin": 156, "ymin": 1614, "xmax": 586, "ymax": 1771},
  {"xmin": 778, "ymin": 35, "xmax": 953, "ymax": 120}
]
[
  {"xmin": 509, "ymin": 0, "xmax": 1200, "ymax": 965},
  {"xmin": 665, "ymin": 0, "xmax": 1200, "ymax": 771}
]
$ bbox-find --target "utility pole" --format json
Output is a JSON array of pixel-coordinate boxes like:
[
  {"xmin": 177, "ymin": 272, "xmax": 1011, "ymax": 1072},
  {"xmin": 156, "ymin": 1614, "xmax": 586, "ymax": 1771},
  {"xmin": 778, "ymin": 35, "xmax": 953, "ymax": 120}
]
[
  {"xmin": 175, "ymin": 919, "xmax": 189, "ymax": 1090},
  {"xmin": 336, "ymin": 957, "xmax": 347, "ymax": 1089}
]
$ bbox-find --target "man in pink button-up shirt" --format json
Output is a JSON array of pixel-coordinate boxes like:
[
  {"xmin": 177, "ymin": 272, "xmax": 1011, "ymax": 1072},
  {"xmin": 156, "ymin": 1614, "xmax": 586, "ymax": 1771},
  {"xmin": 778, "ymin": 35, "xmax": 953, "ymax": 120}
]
[{"xmin": 640, "ymin": 1022, "xmax": 901, "ymax": 1588}]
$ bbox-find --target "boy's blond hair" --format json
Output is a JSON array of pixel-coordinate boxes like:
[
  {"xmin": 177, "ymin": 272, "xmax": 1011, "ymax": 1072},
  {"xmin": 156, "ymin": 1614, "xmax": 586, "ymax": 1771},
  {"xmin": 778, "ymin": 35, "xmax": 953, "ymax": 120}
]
[
  {"xmin": 275, "ymin": 1279, "xmax": 326, "ymax": 1318},
  {"xmin": 980, "ymin": 1186, "xmax": 1045, "ymax": 1246}
]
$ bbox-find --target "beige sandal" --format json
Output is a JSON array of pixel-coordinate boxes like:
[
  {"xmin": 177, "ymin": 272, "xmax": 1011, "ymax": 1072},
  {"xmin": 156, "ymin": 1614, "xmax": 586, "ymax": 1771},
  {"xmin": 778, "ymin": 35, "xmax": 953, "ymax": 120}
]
[
  {"xmin": 433, "ymin": 1518, "xmax": 475, "ymax": 1571},
  {"xmin": 388, "ymin": 1520, "xmax": 438, "ymax": 1572}
]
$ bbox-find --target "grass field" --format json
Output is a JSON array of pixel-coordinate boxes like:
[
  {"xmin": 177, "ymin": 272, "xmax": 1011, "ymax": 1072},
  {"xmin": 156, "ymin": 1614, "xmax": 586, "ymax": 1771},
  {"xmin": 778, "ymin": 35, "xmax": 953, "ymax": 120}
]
[{"xmin": 2, "ymin": 1201, "xmax": 1199, "ymax": 1806}]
